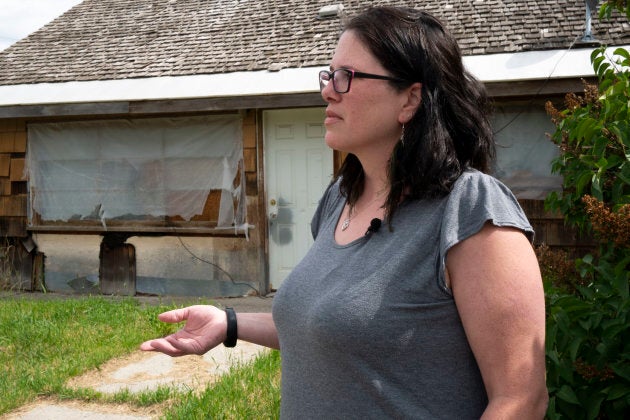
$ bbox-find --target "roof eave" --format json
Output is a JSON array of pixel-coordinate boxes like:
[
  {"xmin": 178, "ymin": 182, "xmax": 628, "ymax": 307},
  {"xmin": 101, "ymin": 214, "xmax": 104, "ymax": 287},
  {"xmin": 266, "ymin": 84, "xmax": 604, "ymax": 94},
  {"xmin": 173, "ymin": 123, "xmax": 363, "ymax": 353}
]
[{"xmin": 1, "ymin": 46, "xmax": 627, "ymax": 118}]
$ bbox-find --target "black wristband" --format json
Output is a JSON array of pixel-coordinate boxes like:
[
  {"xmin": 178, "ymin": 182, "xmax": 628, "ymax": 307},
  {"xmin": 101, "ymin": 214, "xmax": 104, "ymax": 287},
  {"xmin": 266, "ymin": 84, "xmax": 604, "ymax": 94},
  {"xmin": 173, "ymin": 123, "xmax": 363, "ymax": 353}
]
[{"xmin": 223, "ymin": 307, "xmax": 237, "ymax": 348}]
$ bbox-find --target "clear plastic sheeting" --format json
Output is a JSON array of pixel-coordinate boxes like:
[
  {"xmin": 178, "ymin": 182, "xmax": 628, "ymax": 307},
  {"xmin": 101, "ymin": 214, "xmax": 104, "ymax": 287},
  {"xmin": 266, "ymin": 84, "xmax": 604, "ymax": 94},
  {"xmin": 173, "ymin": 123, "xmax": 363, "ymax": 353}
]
[
  {"xmin": 28, "ymin": 115, "xmax": 245, "ymax": 228},
  {"xmin": 492, "ymin": 105, "xmax": 562, "ymax": 200}
]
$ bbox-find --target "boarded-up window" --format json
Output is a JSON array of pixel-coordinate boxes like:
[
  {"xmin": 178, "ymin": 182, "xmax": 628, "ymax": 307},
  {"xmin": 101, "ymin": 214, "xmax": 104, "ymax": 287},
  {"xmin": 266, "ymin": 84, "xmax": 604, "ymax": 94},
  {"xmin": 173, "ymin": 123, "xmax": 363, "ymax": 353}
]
[
  {"xmin": 492, "ymin": 104, "xmax": 562, "ymax": 200},
  {"xmin": 27, "ymin": 115, "xmax": 245, "ymax": 231}
]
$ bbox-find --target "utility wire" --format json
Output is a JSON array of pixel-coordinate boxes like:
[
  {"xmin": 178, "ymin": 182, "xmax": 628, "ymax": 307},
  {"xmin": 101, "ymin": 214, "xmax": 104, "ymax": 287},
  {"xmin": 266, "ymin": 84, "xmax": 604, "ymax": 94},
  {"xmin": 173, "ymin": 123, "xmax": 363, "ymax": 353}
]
[
  {"xmin": 493, "ymin": 33, "xmax": 583, "ymax": 136},
  {"xmin": 175, "ymin": 234, "xmax": 268, "ymax": 298}
]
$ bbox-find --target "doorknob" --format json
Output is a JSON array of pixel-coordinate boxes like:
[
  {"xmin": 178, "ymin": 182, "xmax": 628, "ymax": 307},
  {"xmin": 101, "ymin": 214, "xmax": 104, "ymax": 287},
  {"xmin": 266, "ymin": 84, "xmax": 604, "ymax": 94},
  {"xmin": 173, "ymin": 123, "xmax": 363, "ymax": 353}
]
[{"xmin": 269, "ymin": 198, "xmax": 278, "ymax": 219}]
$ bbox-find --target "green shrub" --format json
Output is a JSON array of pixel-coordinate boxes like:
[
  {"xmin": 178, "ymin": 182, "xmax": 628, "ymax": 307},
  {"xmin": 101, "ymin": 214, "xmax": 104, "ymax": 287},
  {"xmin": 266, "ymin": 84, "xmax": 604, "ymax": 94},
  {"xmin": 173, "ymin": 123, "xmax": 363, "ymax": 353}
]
[{"xmin": 544, "ymin": 45, "xmax": 630, "ymax": 419}]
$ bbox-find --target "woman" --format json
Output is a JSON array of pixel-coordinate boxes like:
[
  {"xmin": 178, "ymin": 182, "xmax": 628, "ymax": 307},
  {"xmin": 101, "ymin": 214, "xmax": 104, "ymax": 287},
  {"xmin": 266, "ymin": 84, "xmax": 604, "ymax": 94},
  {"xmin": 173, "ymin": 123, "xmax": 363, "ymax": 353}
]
[{"xmin": 141, "ymin": 6, "xmax": 548, "ymax": 418}]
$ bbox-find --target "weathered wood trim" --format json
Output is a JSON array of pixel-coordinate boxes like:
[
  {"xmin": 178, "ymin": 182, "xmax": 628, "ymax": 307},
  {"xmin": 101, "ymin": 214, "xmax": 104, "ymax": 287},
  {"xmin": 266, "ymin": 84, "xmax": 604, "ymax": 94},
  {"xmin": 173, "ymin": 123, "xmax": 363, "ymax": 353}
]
[
  {"xmin": 485, "ymin": 77, "xmax": 597, "ymax": 99},
  {"xmin": 0, "ymin": 77, "xmax": 594, "ymax": 120},
  {"xmin": 27, "ymin": 225, "xmax": 250, "ymax": 237},
  {"xmin": 100, "ymin": 241, "xmax": 136, "ymax": 296},
  {"xmin": 256, "ymin": 109, "xmax": 270, "ymax": 293},
  {"xmin": 0, "ymin": 93, "xmax": 327, "ymax": 119},
  {"xmin": 0, "ymin": 102, "xmax": 130, "ymax": 119},
  {"xmin": 130, "ymin": 93, "xmax": 327, "ymax": 114}
]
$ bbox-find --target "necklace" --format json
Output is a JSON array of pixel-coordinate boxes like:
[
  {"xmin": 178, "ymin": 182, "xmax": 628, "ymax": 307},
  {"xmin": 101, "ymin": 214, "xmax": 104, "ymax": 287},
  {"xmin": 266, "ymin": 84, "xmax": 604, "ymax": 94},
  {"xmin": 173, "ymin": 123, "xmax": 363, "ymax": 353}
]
[{"xmin": 341, "ymin": 195, "xmax": 383, "ymax": 231}]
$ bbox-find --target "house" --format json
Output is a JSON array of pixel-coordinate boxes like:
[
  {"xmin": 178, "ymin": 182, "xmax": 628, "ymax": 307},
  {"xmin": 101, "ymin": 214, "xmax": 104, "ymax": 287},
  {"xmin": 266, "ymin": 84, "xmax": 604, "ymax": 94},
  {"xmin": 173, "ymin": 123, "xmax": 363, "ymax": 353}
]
[{"xmin": 1, "ymin": 0, "xmax": 629, "ymax": 297}]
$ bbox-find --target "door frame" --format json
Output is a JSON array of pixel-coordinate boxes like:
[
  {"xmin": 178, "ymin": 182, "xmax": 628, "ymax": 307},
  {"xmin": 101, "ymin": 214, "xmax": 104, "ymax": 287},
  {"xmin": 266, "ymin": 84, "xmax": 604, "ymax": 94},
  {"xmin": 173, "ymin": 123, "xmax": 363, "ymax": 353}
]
[{"xmin": 262, "ymin": 107, "xmax": 335, "ymax": 290}]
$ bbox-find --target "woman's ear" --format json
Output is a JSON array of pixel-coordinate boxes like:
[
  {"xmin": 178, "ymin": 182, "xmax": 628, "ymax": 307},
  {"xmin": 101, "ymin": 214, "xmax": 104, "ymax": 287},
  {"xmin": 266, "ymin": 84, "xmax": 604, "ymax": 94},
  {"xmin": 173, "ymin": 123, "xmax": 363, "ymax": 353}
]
[{"xmin": 399, "ymin": 82, "xmax": 422, "ymax": 124}]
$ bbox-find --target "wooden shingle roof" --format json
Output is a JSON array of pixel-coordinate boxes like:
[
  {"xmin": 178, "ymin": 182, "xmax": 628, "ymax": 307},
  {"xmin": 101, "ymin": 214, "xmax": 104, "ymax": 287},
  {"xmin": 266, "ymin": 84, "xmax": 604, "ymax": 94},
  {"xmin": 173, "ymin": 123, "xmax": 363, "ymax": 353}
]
[{"xmin": 0, "ymin": 0, "xmax": 629, "ymax": 86}]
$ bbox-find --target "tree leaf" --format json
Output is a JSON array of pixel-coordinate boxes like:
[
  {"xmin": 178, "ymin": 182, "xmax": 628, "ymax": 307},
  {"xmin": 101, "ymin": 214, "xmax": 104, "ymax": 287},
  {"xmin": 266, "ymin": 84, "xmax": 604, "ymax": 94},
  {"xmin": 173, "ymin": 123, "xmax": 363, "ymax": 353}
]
[
  {"xmin": 586, "ymin": 393, "xmax": 606, "ymax": 420},
  {"xmin": 611, "ymin": 362, "xmax": 630, "ymax": 382},
  {"xmin": 605, "ymin": 383, "xmax": 630, "ymax": 401},
  {"xmin": 557, "ymin": 385, "xmax": 581, "ymax": 405},
  {"xmin": 569, "ymin": 337, "xmax": 583, "ymax": 361},
  {"xmin": 613, "ymin": 47, "xmax": 630, "ymax": 61}
]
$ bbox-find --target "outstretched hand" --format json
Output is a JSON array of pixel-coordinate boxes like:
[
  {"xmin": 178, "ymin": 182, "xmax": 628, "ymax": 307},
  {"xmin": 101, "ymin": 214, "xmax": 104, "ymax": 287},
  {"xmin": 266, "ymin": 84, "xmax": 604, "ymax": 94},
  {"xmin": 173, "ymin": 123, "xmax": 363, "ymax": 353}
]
[{"xmin": 140, "ymin": 305, "xmax": 228, "ymax": 357}]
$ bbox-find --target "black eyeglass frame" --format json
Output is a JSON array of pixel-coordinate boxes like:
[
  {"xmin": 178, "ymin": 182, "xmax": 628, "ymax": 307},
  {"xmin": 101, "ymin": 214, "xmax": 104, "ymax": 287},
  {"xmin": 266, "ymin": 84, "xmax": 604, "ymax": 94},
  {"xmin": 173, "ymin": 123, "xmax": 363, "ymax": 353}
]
[{"xmin": 319, "ymin": 68, "xmax": 408, "ymax": 94}]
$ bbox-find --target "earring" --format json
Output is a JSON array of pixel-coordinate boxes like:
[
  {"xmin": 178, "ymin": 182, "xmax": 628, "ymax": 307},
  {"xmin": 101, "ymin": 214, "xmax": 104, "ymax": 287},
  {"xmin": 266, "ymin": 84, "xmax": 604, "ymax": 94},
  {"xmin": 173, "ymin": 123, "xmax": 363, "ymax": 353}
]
[{"xmin": 400, "ymin": 124, "xmax": 405, "ymax": 147}]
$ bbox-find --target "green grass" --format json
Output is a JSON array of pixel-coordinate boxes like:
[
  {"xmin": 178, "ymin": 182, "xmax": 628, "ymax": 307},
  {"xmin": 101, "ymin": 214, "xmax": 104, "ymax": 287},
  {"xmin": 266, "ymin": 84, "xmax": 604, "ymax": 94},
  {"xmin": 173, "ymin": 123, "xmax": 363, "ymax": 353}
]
[
  {"xmin": 163, "ymin": 350, "xmax": 281, "ymax": 419},
  {"xmin": 0, "ymin": 294, "xmax": 281, "ymax": 418}
]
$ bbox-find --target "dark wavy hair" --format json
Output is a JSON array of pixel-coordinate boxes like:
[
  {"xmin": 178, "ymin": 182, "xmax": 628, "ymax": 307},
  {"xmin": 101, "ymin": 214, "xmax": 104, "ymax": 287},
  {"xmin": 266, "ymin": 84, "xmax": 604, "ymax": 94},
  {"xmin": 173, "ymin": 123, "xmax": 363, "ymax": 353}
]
[{"xmin": 335, "ymin": 6, "xmax": 495, "ymax": 224}]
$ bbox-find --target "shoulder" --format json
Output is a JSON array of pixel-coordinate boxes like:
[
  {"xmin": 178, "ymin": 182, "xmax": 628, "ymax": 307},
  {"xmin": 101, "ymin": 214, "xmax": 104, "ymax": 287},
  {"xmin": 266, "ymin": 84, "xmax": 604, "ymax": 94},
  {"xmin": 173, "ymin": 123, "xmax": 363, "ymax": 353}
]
[
  {"xmin": 320, "ymin": 177, "xmax": 344, "ymax": 214},
  {"xmin": 450, "ymin": 169, "xmax": 523, "ymax": 212},
  {"xmin": 443, "ymin": 169, "xmax": 534, "ymax": 243},
  {"xmin": 452, "ymin": 169, "xmax": 511, "ymax": 195},
  {"xmin": 311, "ymin": 178, "xmax": 344, "ymax": 239}
]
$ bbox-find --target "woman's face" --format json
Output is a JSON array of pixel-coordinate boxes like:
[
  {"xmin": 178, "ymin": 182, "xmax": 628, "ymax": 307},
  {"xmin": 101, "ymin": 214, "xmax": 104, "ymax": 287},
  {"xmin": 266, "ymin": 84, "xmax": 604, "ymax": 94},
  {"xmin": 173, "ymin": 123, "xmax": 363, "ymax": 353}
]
[{"xmin": 321, "ymin": 30, "xmax": 410, "ymax": 157}]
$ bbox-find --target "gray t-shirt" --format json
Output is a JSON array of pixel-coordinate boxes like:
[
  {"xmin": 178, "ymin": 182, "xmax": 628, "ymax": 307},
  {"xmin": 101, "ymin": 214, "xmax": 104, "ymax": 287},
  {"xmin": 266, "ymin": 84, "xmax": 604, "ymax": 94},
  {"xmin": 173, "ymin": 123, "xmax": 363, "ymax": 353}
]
[{"xmin": 272, "ymin": 170, "xmax": 534, "ymax": 419}]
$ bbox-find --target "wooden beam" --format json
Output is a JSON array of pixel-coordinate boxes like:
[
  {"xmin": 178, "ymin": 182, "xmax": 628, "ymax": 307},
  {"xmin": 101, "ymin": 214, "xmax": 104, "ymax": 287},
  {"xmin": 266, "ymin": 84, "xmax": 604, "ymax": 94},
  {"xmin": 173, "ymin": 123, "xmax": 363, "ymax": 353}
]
[
  {"xmin": 0, "ymin": 78, "xmax": 594, "ymax": 119},
  {"xmin": 27, "ymin": 225, "xmax": 250, "ymax": 237},
  {"xmin": 485, "ymin": 77, "xmax": 597, "ymax": 99},
  {"xmin": 0, "ymin": 93, "xmax": 326, "ymax": 119},
  {"xmin": 129, "ymin": 93, "xmax": 326, "ymax": 114},
  {"xmin": 100, "ymin": 241, "xmax": 136, "ymax": 296},
  {"xmin": 0, "ymin": 102, "xmax": 129, "ymax": 119}
]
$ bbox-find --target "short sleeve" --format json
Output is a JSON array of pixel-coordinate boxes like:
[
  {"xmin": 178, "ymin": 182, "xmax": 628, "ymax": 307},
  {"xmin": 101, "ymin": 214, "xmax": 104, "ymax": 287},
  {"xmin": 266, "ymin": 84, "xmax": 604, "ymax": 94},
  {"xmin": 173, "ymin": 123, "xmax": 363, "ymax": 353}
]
[{"xmin": 437, "ymin": 170, "xmax": 534, "ymax": 290}]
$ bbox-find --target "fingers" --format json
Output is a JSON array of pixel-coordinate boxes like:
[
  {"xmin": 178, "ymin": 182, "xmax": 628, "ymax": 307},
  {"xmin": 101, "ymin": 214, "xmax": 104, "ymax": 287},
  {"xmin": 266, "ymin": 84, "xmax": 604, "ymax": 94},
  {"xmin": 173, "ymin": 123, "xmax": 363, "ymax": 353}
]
[
  {"xmin": 140, "ymin": 305, "xmax": 221, "ymax": 356},
  {"xmin": 140, "ymin": 308, "xmax": 191, "ymax": 355},
  {"xmin": 156, "ymin": 307, "xmax": 190, "ymax": 324},
  {"xmin": 139, "ymin": 340, "xmax": 155, "ymax": 351},
  {"xmin": 139, "ymin": 337, "xmax": 189, "ymax": 357},
  {"xmin": 140, "ymin": 330, "xmax": 210, "ymax": 356}
]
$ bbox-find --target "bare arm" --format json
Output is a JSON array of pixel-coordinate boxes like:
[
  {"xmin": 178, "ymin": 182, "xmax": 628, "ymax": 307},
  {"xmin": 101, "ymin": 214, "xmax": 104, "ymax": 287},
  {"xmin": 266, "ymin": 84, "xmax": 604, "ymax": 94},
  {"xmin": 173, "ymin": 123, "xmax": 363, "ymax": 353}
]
[
  {"xmin": 447, "ymin": 223, "xmax": 548, "ymax": 419},
  {"xmin": 236, "ymin": 312, "xmax": 279, "ymax": 349},
  {"xmin": 140, "ymin": 305, "xmax": 279, "ymax": 356}
]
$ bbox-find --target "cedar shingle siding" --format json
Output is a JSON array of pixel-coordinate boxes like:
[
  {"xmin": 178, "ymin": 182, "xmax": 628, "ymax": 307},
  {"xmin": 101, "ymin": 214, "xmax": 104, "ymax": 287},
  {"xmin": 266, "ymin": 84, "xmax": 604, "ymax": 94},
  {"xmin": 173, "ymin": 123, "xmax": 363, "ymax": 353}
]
[{"xmin": 0, "ymin": 0, "xmax": 629, "ymax": 86}]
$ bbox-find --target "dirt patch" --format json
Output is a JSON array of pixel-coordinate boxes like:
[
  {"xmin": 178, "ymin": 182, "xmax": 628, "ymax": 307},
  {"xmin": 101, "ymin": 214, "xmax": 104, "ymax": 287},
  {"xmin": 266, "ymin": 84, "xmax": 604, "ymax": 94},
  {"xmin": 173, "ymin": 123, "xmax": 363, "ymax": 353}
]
[
  {"xmin": 66, "ymin": 349, "xmax": 225, "ymax": 394},
  {"xmin": 2, "ymin": 396, "xmax": 163, "ymax": 419},
  {"xmin": 4, "ymin": 343, "xmax": 266, "ymax": 419}
]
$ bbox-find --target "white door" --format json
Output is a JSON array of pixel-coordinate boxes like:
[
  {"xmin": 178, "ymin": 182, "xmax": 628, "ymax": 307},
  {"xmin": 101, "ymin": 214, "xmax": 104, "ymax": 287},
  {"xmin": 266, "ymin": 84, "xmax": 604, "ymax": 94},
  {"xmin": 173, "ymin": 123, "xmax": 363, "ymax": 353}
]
[{"xmin": 264, "ymin": 108, "xmax": 333, "ymax": 289}]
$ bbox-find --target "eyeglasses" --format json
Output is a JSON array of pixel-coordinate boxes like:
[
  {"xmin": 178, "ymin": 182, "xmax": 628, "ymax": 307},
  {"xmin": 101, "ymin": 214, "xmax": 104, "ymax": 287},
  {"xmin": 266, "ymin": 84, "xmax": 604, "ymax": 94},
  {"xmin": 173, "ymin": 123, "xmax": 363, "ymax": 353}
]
[{"xmin": 319, "ymin": 68, "xmax": 407, "ymax": 94}]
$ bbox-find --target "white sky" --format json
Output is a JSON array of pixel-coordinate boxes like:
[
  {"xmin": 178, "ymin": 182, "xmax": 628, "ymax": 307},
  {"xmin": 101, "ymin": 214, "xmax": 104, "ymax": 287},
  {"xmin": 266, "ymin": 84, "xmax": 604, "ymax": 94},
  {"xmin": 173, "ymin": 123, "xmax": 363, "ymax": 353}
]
[{"xmin": 0, "ymin": 0, "xmax": 83, "ymax": 51}]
